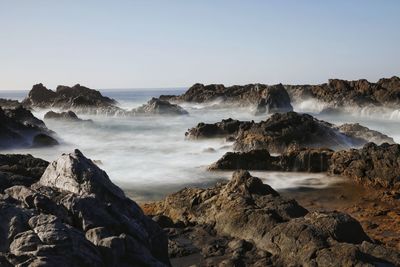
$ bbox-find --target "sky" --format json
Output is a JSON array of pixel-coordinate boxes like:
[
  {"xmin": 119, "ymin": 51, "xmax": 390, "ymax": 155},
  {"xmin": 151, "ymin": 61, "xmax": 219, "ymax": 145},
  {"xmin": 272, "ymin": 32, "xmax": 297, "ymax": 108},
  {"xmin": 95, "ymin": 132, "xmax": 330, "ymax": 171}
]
[{"xmin": 0, "ymin": 0, "xmax": 399, "ymax": 90}]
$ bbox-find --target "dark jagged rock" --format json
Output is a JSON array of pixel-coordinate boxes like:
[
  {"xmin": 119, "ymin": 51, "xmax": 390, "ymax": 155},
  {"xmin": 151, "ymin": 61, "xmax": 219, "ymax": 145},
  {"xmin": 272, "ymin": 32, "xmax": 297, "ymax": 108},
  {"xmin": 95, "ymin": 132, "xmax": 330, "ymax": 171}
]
[
  {"xmin": 0, "ymin": 150, "xmax": 170, "ymax": 266},
  {"xmin": 286, "ymin": 76, "xmax": 400, "ymax": 108},
  {"xmin": 329, "ymin": 142, "xmax": 400, "ymax": 190},
  {"xmin": 0, "ymin": 106, "xmax": 58, "ymax": 149},
  {"xmin": 185, "ymin": 118, "xmax": 252, "ymax": 139},
  {"xmin": 0, "ymin": 99, "xmax": 21, "ymax": 109},
  {"xmin": 187, "ymin": 112, "xmax": 393, "ymax": 153},
  {"xmin": 209, "ymin": 147, "xmax": 333, "ymax": 173},
  {"xmin": 44, "ymin": 110, "xmax": 92, "ymax": 123},
  {"xmin": 22, "ymin": 83, "xmax": 122, "ymax": 115},
  {"xmin": 145, "ymin": 171, "xmax": 399, "ymax": 266},
  {"xmin": 131, "ymin": 98, "xmax": 188, "ymax": 116},
  {"xmin": 167, "ymin": 83, "xmax": 293, "ymax": 113}
]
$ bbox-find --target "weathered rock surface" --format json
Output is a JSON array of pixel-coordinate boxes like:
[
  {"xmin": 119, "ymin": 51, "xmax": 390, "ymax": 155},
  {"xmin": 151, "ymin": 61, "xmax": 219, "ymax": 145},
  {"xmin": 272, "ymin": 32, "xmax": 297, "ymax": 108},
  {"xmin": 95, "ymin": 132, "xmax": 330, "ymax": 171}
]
[
  {"xmin": 0, "ymin": 99, "xmax": 21, "ymax": 109},
  {"xmin": 209, "ymin": 147, "xmax": 333, "ymax": 173},
  {"xmin": 145, "ymin": 171, "xmax": 400, "ymax": 266},
  {"xmin": 0, "ymin": 106, "xmax": 58, "ymax": 149},
  {"xmin": 44, "ymin": 110, "xmax": 92, "ymax": 123},
  {"xmin": 329, "ymin": 142, "xmax": 400, "ymax": 190},
  {"xmin": 22, "ymin": 83, "xmax": 122, "ymax": 115},
  {"xmin": 0, "ymin": 150, "xmax": 170, "ymax": 267},
  {"xmin": 187, "ymin": 112, "xmax": 392, "ymax": 153},
  {"xmin": 285, "ymin": 76, "xmax": 400, "ymax": 108},
  {"xmin": 131, "ymin": 98, "xmax": 188, "ymax": 116},
  {"xmin": 163, "ymin": 83, "xmax": 293, "ymax": 113}
]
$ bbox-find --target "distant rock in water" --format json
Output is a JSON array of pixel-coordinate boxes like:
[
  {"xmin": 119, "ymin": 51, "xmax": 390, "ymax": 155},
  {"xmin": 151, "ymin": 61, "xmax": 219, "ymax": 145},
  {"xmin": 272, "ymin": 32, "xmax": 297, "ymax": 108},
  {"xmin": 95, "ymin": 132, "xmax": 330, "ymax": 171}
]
[
  {"xmin": 131, "ymin": 97, "xmax": 188, "ymax": 115},
  {"xmin": 186, "ymin": 112, "xmax": 394, "ymax": 153},
  {"xmin": 44, "ymin": 110, "xmax": 92, "ymax": 123},
  {"xmin": 22, "ymin": 83, "xmax": 123, "ymax": 115},
  {"xmin": 165, "ymin": 83, "xmax": 293, "ymax": 113},
  {"xmin": 0, "ymin": 149, "xmax": 170, "ymax": 266},
  {"xmin": 285, "ymin": 76, "xmax": 400, "ymax": 108},
  {"xmin": 144, "ymin": 170, "xmax": 400, "ymax": 266},
  {"xmin": 0, "ymin": 106, "xmax": 58, "ymax": 149},
  {"xmin": 0, "ymin": 98, "xmax": 22, "ymax": 109}
]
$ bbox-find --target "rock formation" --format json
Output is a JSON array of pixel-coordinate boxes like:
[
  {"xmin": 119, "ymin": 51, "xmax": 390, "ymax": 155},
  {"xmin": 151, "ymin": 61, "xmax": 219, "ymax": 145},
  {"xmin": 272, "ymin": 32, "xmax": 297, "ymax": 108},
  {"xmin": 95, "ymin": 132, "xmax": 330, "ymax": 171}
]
[
  {"xmin": 131, "ymin": 98, "xmax": 188, "ymax": 115},
  {"xmin": 0, "ymin": 99, "xmax": 21, "ymax": 109},
  {"xmin": 163, "ymin": 83, "xmax": 293, "ymax": 113},
  {"xmin": 44, "ymin": 110, "xmax": 92, "ymax": 123},
  {"xmin": 22, "ymin": 83, "xmax": 122, "ymax": 115},
  {"xmin": 186, "ymin": 112, "xmax": 393, "ymax": 153},
  {"xmin": 285, "ymin": 76, "xmax": 400, "ymax": 108},
  {"xmin": 0, "ymin": 106, "xmax": 58, "ymax": 149},
  {"xmin": 144, "ymin": 171, "xmax": 400, "ymax": 266},
  {"xmin": 209, "ymin": 147, "xmax": 333, "ymax": 173},
  {"xmin": 0, "ymin": 150, "xmax": 170, "ymax": 266}
]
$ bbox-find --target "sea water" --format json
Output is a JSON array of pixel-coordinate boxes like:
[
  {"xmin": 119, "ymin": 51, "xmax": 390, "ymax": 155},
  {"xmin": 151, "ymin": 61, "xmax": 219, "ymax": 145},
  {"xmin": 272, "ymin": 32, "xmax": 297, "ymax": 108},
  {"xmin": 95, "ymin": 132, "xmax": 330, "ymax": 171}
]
[{"xmin": 1, "ymin": 89, "xmax": 399, "ymax": 202}]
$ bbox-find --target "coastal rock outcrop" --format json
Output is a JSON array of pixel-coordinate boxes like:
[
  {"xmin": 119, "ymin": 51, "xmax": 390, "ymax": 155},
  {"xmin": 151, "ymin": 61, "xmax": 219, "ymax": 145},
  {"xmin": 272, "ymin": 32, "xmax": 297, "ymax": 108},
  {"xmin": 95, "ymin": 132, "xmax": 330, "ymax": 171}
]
[
  {"xmin": 145, "ymin": 171, "xmax": 400, "ymax": 266},
  {"xmin": 285, "ymin": 76, "xmax": 400, "ymax": 108},
  {"xmin": 131, "ymin": 98, "xmax": 188, "ymax": 115},
  {"xmin": 329, "ymin": 142, "xmax": 400, "ymax": 190},
  {"xmin": 209, "ymin": 147, "xmax": 333, "ymax": 172},
  {"xmin": 164, "ymin": 83, "xmax": 293, "ymax": 113},
  {"xmin": 187, "ymin": 112, "xmax": 392, "ymax": 153},
  {"xmin": 22, "ymin": 83, "xmax": 122, "ymax": 115},
  {"xmin": 0, "ymin": 106, "xmax": 58, "ymax": 149},
  {"xmin": 44, "ymin": 110, "xmax": 92, "ymax": 123},
  {"xmin": 0, "ymin": 150, "xmax": 170, "ymax": 267},
  {"xmin": 0, "ymin": 99, "xmax": 21, "ymax": 109}
]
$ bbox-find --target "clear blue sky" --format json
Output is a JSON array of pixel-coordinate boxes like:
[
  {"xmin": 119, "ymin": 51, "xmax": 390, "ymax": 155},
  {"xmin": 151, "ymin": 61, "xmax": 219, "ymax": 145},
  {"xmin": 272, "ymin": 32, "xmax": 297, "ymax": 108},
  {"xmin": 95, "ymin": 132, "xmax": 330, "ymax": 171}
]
[{"xmin": 0, "ymin": 0, "xmax": 399, "ymax": 90}]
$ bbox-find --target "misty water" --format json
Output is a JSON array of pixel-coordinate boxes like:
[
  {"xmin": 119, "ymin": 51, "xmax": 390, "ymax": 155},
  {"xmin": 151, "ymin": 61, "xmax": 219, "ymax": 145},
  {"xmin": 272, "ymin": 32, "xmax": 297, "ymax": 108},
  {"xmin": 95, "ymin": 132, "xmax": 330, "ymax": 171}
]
[{"xmin": 1, "ymin": 89, "xmax": 400, "ymax": 202}]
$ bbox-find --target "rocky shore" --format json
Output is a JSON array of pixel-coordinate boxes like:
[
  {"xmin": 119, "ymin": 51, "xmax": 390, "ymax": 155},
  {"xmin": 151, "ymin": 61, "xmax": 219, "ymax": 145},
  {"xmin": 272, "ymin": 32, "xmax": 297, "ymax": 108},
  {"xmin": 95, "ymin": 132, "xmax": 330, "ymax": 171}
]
[{"xmin": 186, "ymin": 112, "xmax": 394, "ymax": 153}]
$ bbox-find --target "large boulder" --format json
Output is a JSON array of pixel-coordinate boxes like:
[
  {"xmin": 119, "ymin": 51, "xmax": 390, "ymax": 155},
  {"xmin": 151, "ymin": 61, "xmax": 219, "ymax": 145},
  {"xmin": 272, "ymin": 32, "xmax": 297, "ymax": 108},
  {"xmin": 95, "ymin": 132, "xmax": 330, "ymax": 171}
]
[
  {"xmin": 22, "ymin": 83, "xmax": 122, "ymax": 115},
  {"xmin": 255, "ymin": 84, "xmax": 293, "ymax": 115},
  {"xmin": 0, "ymin": 106, "xmax": 58, "ymax": 149},
  {"xmin": 0, "ymin": 150, "xmax": 170, "ymax": 266},
  {"xmin": 131, "ymin": 98, "xmax": 188, "ymax": 115},
  {"xmin": 145, "ymin": 171, "xmax": 400, "ymax": 266}
]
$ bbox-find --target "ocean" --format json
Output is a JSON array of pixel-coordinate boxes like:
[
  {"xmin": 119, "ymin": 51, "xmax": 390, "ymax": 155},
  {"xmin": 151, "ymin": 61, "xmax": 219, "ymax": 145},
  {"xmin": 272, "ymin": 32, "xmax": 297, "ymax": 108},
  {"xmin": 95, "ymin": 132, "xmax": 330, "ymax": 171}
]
[{"xmin": 1, "ymin": 88, "xmax": 399, "ymax": 202}]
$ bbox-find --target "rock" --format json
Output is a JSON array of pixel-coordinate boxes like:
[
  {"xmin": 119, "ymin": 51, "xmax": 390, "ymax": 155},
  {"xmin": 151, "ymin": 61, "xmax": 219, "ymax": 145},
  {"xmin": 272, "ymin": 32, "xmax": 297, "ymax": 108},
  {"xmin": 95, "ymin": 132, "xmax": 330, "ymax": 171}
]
[
  {"xmin": 22, "ymin": 83, "xmax": 122, "ymax": 115},
  {"xmin": 209, "ymin": 147, "xmax": 333, "ymax": 173},
  {"xmin": 0, "ymin": 150, "xmax": 170, "ymax": 266},
  {"xmin": 185, "ymin": 118, "xmax": 252, "ymax": 139},
  {"xmin": 187, "ymin": 112, "xmax": 395, "ymax": 153},
  {"xmin": 44, "ymin": 110, "xmax": 92, "ymax": 123},
  {"xmin": 132, "ymin": 98, "xmax": 188, "ymax": 115},
  {"xmin": 169, "ymin": 83, "xmax": 293, "ymax": 113},
  {"xmin": 0, "ymin": 98, "xmax": 22, "ymax": 109},
  {"xmin": 285, "ymin": 76, "xmax": 400, "ymax": 108},
  {"xmin": 0, "ymin": 106, "xmax": 58, "ymax": 149},
  {"xmin": 329, "ymin": 142, "xmax": 400, "ymax": 190},
  {"xmin": 336, "ymin": 123, "xmax": 394, "ymax": 145},
  {"xmin": 146, "ymin": 171, "xmax": 400, "ymax": 266}
]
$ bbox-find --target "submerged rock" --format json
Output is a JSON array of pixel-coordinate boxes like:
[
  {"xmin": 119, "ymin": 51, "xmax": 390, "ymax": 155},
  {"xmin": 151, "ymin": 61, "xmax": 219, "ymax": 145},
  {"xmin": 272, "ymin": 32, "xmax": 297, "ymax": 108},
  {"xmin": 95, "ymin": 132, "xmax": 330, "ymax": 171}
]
[
  {"xmin": 22, "ymin": 83, "xmax": 122, "ymax": 115},
  {"xmin": 0, "ymin": 106, "xmax": 58, "ymax": 149},
  {"xmin": 145, "ymin": 171, "xmax": 400, "ymax": 266},
  {"xmin": 0, "ymin": 150, "xmax": 170, "ymax": 266},
  {"xmin": 131, "ymin": 97, "xmax": 188, "ymax": 115}
]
